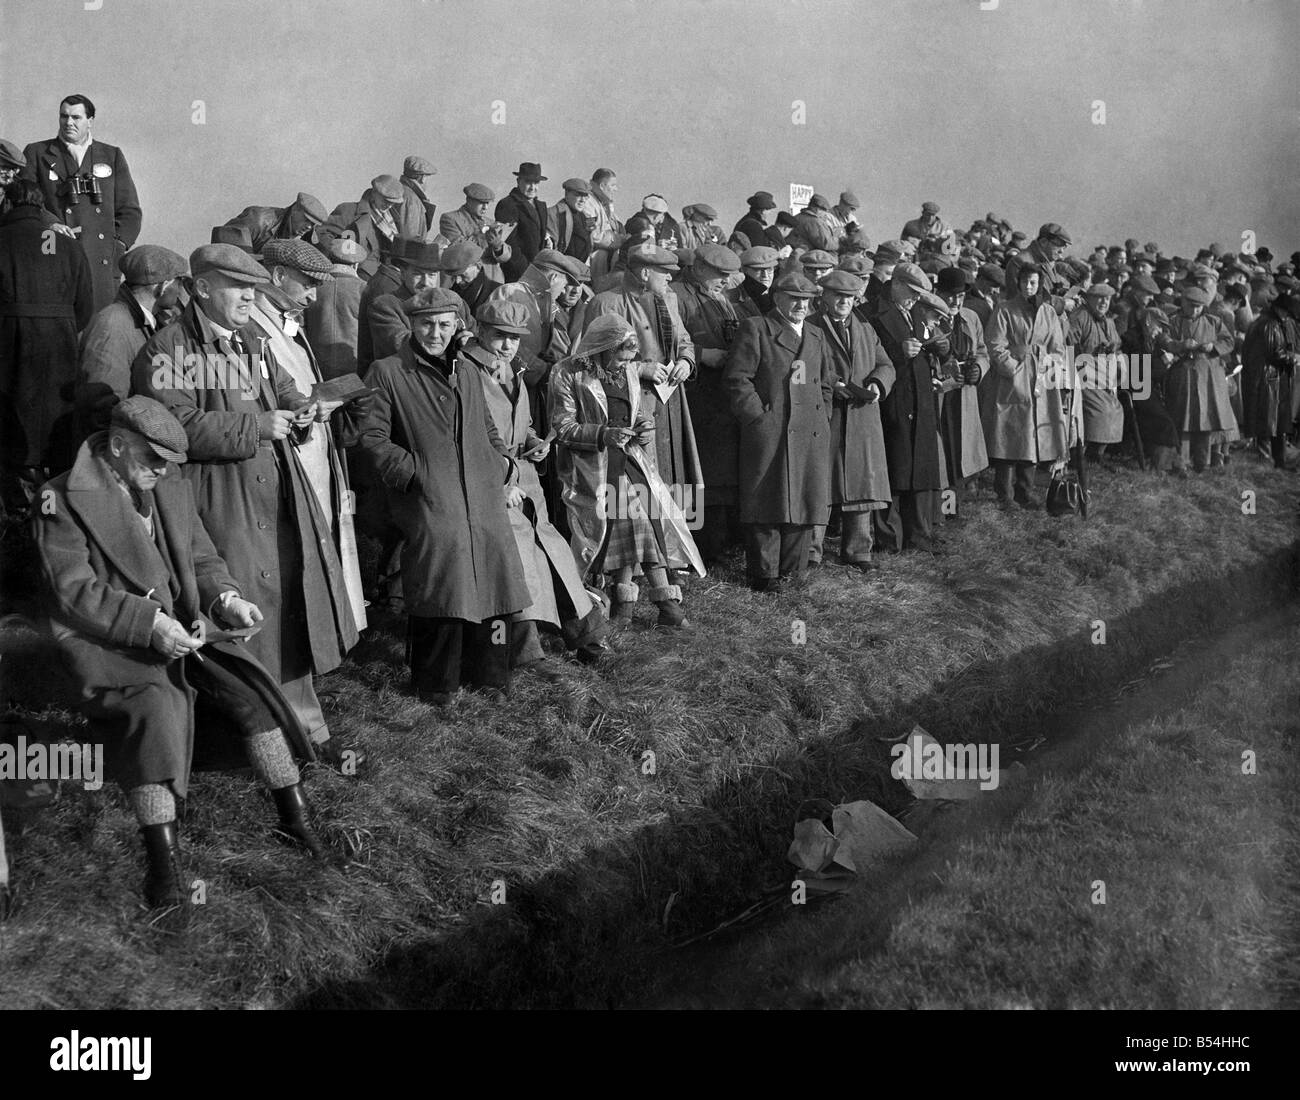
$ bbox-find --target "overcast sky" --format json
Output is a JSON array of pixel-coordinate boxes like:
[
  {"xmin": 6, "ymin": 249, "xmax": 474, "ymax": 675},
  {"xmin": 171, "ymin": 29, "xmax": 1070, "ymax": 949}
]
[{"xmin": 3, "ymin": 0, "xmax": 1297, "ymax": 259}]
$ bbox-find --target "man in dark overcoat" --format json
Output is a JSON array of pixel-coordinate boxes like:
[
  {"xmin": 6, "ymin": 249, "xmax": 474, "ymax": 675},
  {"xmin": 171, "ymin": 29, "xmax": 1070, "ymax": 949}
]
[
  {"xmin": 723, "ymin": 271, "xmax": 834, "ymax": 591},
  {"xmin": 495, "ymin": 163, "xmax": 553, "ymax": 282}
]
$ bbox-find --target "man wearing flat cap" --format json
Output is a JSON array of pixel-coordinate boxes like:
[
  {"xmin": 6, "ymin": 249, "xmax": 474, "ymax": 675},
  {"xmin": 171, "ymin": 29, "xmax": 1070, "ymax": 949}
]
[
  {"xmin": 1156, "ymin": 286, "xmax": 1237, "ymax": 471},
  {"xmin": 1005, "ymin": 223, "xmax": 1073, "ymax": 302},
  {"xmin": 397, "ymin": 154, "xmax": 438, "ymax": 241},
  {"xmin": 354, "ymin": 287, "xmax": 529, "ymax": 703},
  {"xmin": 224, "ymin": 191, "xmax": 329, "ymax": 256},
  {"xmin": 901, "ymin": 202, "xmax": 953, "ymax": 251},
  {"xmin": 677, "ymin": 204, "xmax": 726, "ymax": 252},
  {"xmin": 791, "ymin": 194, "xmax": 838, "ymax": 255},
  {"xmin": 734, "ymin": 191, "xmax": 778, "ymax": 256},
  {"xmin": 587, "ymin": 243, "xmax": 704, "ymax": 528},
  {"xmin": 33, "ymin": 395, "xmax": 349, "ymax": 907},
  {"xmin": 1069, "ymin": 283, "xmax": 1125, "ymax": 461},
  {"xmin": 251, "ymin": 239, "xmax": 366, "ymax": 630},
  {"xmin": 735, "ymin": 245, "xmax": 780, "ymax": 316},
  {"xmin": 0, "ymin": 178, "xmax": 94, "ymax": 507},
  {"xmin": 496, "ymin": 163, "xmax": 553, "ymax": 282},
  {"xmin": 639, "ymin": 194, "xmax": 680, "ymax": 250},
  {"xmin": 364, "ymin": 238, "xmax": 471, "ymax": 369},
  {"xmin": 861, "ymin": 241, "xmax": 905, "ymax": 321},
  {"xmin": 724, "ymin": 271, "xmax": 834, "ymax": 591},
  {"xmin": 441, "ymin": 239, "xmax": 501, "ymax": 317},
  {"xmin": 0, "ymin": 139, "xmax": 26, "ymax": 192},
  {"xmin": 304, "ymin": 235, "xmax": 368, "ymax": 382},
  {"xmin": 869, "ymin": 263, "xmax": 951, "ymax": 553},
  {"xmin": 966, "ymin": 262, "xmax": 1005, "ymax": 327},
  {"xmin": 76, "ymin": 244, "xmax": 188, "ymax": 436},
  {"xmin": 440, "ymin": 183, "xmax": 512, "ymax": 283},
  {"xmin": 1241, "ymin": 288, "xmax": 1300, "ymax": 468},
  {"xmin": 808, "ymin": 268, "xmax": 896, "ymax": 571},
  {"xmin": 131, "ymin": 243, "xmax": 360, "ymax": 767},
  {"xmin": 325, "ymin": 175, "xmax": 406, "ymax": 280},
  {"xmin": 675, "ymin": 243, "xmax": 748, "ymax": 562},
  {"xmin": 548, "ymin": 178, "xmax": 597, "ymax": 263}
]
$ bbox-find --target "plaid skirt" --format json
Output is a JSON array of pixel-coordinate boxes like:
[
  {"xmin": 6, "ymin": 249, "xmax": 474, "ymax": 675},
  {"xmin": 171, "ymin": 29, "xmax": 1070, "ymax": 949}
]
[{"xmin": 594, "ymin": 458, "xmax": 669, "ymax": 572}]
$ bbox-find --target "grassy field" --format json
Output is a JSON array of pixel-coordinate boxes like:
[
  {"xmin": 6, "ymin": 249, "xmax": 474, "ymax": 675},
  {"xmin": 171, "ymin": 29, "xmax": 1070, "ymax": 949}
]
[
  {"xmin": 1, "ymin": 455, "xmax": 1297, "ymax": 1009},
  {"xmin": 661, "ymin": 604, "xmax": 1300, "ymax": 1009}
]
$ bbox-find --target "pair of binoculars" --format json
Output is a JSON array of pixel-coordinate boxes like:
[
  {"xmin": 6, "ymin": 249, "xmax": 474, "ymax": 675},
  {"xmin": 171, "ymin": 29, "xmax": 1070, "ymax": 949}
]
[{"xmin": 65, "ymin": 173, "xmax": 103, "ymax": 206}]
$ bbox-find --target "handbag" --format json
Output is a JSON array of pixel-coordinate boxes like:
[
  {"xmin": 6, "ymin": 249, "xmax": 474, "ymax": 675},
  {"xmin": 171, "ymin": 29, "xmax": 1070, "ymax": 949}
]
[{"xmin": 1046, "ymin": 464, "xmax": 1083, "ymax": 517}]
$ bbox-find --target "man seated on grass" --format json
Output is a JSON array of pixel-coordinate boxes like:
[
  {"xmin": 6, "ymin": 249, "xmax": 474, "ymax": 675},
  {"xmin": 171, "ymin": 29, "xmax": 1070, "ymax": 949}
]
[{"xmin": 33, "ymin": 397, "xmax": 348, "ymax": 911}]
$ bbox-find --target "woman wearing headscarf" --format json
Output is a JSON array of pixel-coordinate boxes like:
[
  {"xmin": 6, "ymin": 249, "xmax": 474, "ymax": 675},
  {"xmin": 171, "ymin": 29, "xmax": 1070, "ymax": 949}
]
[
  {"xmin": 982, "ymin": 262, "xmax": 1072, "ymax": 508},
  {"xmin": 549, "ymin": 315, "xmax": 704, "ymax": 626}
]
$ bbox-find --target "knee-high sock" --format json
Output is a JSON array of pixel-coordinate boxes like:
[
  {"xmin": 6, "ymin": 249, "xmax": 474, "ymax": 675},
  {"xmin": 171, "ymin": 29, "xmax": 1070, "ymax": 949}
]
[
  {"xmin": 244, "ymin": 728, "xmax": 301, "ymax": 791},
  {"xmin": 128, "ymin": 783, "xmax": 177, "ymax": 826}
]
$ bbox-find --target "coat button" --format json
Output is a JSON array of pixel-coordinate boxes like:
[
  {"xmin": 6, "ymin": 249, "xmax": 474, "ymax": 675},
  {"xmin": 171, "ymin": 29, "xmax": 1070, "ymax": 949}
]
[
  {"xmin": 257, "ymin": 474, "xmax": 267, "ymax": 483},
  {"xmin": 98, "ymin": 233, "xmax": 105, "ymax": 240},
  {"xmin": 261, "ymin": 570, "xmax": 272, "ymax": 579},
  {"xmin": 95, "ymin": 207, "xmax": 103, "ymax": 214},
  {"xmin": 257, "ymin": 521, "xmax": 268, "ymax": 529}
]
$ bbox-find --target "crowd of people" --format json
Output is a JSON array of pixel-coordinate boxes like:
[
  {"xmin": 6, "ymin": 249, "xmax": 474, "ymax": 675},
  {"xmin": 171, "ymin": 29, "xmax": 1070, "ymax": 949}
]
[{"xmin": 0, "ymin": 93, "xmax": 1297, "ymax": 914}]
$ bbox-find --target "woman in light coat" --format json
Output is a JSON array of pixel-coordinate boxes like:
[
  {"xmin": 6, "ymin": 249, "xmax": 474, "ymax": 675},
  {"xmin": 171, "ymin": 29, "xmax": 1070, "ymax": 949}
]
[{"xmin": 549, "ymin": 315, "xmax": 704, "ymax": 626}]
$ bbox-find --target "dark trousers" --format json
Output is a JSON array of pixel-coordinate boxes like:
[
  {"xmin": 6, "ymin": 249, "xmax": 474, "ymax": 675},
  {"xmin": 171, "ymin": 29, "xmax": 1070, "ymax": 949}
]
[
  {"xmin": 811, "ymin": 507, "xmax": 876, "ymax": 563},
  {"xmin": 744, "ymin": 523, "xmax": 813, "ymax": 580},
  {"xmin": 993, "ymin": 460, "xmax": 1036, "ymax": 501},
  {"xmin": 407, "ymin": 615, "xmax": 512, "ymax": 695},
  {"xmin": 874, "ymin": 490, "xmax": 939, "ymax": 552},
  {"xmin": 696, "ymin": 502, "xmax": 739, "ymax": 563}
]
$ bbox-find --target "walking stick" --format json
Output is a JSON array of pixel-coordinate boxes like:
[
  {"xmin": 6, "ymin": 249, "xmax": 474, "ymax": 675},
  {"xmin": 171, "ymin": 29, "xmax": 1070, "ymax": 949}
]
[
  {"xmin": 1069, "ymin": 383, "xmax": 1089, "ymax": 518},
  {"xmin": 1120, "ymin": 388, "xmax": 1146, "ymax": 470}
]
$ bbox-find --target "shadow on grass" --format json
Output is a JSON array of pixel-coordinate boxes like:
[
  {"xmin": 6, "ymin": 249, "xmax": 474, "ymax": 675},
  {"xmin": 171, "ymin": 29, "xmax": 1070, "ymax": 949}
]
[{"xmin": 288, "ymin": 541, "xmax": 1300, "ymax": 1009}]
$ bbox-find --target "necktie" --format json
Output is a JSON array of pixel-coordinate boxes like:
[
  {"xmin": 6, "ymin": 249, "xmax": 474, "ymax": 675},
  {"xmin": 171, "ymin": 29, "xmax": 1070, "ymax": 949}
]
[{"xmin": 652, "ymin": 293, "xmax": 676, "ymax": 363}]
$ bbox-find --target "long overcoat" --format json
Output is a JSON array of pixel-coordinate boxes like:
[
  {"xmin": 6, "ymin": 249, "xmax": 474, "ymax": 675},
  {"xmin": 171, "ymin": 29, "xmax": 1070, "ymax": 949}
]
[
  {"xmin": 130, "ymin": 300, "xmax": 359, "ymax": 681},
  {"xmin": 33, "ymin": 440, "xmax": 313, "ymax": 798},
  {"xmin": 723, "ymin": 314, "xmax": 834, "ymax": 525},
  {"xmin": 495, "ymin": 190, "xmax": 551, "ymax": 281},
  {"xmin": 21, "ymin": 138, "xmax": 142, "ymax": 313},
  {"xmin": 939, "ymin": 305, "xmax": 991, "ymax": 479},
  {"xmin": 1069, "ymin": 306, "xmax": 1125, "ymax": 444},
  {"xmin": 355, "ymin": 339, "xmax": 529, "ymax": 621},
  {"xmin": 982, "ymin": 294, "xmax": 1071, "ymax": 462},
  {"xmin": 1159, "ymin": 311, "xmax": 1236, "ymax": 433},
  {"xmin": 809, "ymin": 310, "xmax": 896, "ymax": 506},
  {"xmin": 549, "ymin": 356, "xmax": 705, "ymax": 580},
  {"xmin": 871, "ymin": 304, "xmax": 950, "ymax": 490},
  {"xmin": 1241, "ymin": 306, "xmax": 1300, "ymax": 439},
  {"xmin": 304, "ymin": 270, "xmax": 363, "ymax": 381}
]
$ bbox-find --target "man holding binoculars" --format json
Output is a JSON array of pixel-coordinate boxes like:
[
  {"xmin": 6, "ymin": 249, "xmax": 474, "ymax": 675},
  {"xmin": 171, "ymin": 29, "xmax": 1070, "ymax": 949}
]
[{"xmin": 21, "ymin": 93, "xmax": 142, "ymax": 314}]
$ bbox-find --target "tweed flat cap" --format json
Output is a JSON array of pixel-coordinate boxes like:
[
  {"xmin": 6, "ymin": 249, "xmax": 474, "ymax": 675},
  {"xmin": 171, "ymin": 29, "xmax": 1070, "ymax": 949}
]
[
  {"xmin": 404, "ymin": 155, "xmax": 436, "ymax": 177},
  {"xmin": 918, "ymin": 291, "xmax": 951, "ymax": 318},
  {"xmin": 191, "ymin": 243, "xmax": 270, "ymax": 284},
  {"xmin": 977, "ymin": 263, "xmax": 1006, "ymax": 286},
  {"xmin": 820, "ymin": 269, "xmax": 864, "ymax": 295},
  {"xmin": 891, "ymin": 262, "xmax": 931, "ymax": 293},
  {"xmin": 294, "ymin": 193, "xmax": 327, "ymax": 224},
  {"xmin": 739, "ymin": 246, "xmax": 780, "ymax": 269},
  {"xmin": 325, "ymin": 236, "xmax": 368, "ymax": 266},
  {"xmin": 1181, "ymin": 286, "xmax": 1213, "ymax": 305},
  {"xmin": 111, "ymin": 396, "xmax": 189, "ymax": 463},
  {"xmin": 921, "ymin": 201, "xmax": 940, "ymax": 215},
  {"xmin": 873, "ymin": 240, "xmax": 906, "ymax": 262},
  {"xmin": 371, "ymin": 175, "xmax": 406, "ymax": 203},
  {"xmin": 839, "ymin": 190, "xmax": 860, "ymax": 209},
  {"xmin": 745, "ymin": 191, "xmax": 777, "ymax": 210},
  {"xmin": 0, "ymin": 138, "xmax": 24, "ymax": 169},
  {"xmin": 261, "ymin": 239, "xmax": 334, "ymax": 282},
  {"xmin": 439, "ymin": 240, "xmax": 485, "ymax": 273},
  {"xmin": 463, "ymin": 182, "xmax": 495, "ymax": 203},
  {"xmin": 838, "ymin": 255, "xmax": 874, "ymax": 276},
  {"xmin": 1038, "ymin": 222, "xmax": 1071, "ymax": 245},
  {"xmin": 475, "ymin": 300, "xmax": 531, "ymax": 335},
  {"xmin": 1084, "ymin": 283, "xmax": 1117, "ymax": 298},
  {"xmin": 688, "ymin": 203, "xmax": 718, "ymax": 221},
  {"xmin": 800, "ymin": 249, "xmax": 836, "ymax": 271},
  {"xmin": 772, "ymin": 272, "xmax": 819, "ymax": 298},
  {"xmin": 1128, "ymin": 273, "xmax": 1159, "ymax": 295},
  {"xmin": 806, "ymin": 194, "xmax": 830, "ymax": 212},
  {"xmin": 626, "ymin": 243, "xmax": 678, "ymax": 270},
  {"xmin": 694, "ymin": 242, "xmax": 740, "ymax": 274},
  {"xmin": 210, "ymin": 225, "xmax": 255, "ymax": 252},
  {"xmin": 641, "ymin": 194, "xmax": 669, "ymax": 215},
  {"xmin": 404, "ymin": 287, "xmax": 462, "ymax": 316},
  {"xmin": 119, "ymin": 245, "xmax": 188, "ymax": 285},
  {"xmin": 562, "ymin": 177, "xmax": 591, "ymax": 195},
  {"xmin": 532, "ymin": 249, "xmax": 588, "ymax": 280}
]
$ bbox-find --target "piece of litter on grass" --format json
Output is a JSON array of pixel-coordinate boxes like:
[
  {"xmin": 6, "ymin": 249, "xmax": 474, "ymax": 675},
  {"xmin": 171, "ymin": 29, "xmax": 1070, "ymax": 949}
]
[
  {"xmin": 787, "ymin": 799, "xmax": 916, "ymax": 882},
  {"xmin": 896, "ymin": 726, "xmax": 992, "ymax": 800}
]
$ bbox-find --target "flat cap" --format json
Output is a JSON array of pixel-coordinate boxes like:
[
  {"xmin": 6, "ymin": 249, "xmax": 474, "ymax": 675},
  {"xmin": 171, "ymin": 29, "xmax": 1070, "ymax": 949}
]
[
  {"xmin": 1189, "ymin": 262, "xmax": 1217, "ymax": 281},
  {"xmin": 371, "ymin": 175, "xmax": 405, "ymax": 204},
  {"xmin": 395, "ymin": 238, "xmax": 442, "ymax": 271},
  {"xmin": 1038, "ymin": 222, "xmax": 1071, "ymax": 245},
  {"xmin": 463, "ymin": 182, "xmax": 495, "ymax": 203},
  {"xmin": 891, "ymin": 262, "xmax": 931, "ymax": 293},
  {"xmin": 838, "ymin": 235, "xmax": 870, "ymax": 253},
  {"xmin": 819, "ymin": 269, "xmax": 864, "ymax": 295},
  {"xmin": 800, "ymin": 249, "xmax": 837, "ymax": 271},
  {"xmin": 294, "ymin": 193, "xmax": 328, "ymax": 224},
  {"xmin": 917, "ymin": 290, "xmax": 951, "ymax": 318},
  {"xmin": 694, "ymin": 242, "xmax": 740, "ymax": 274},
  {"xmin": 475, "ymin": 300, "xmax": 531, "ymax": 335},
  {"xmin": 119, "ymin": 245, "xmax": 188, "ymax": 285},
  {"xmin": 1181, "ymin": 286, "xmax": 1213, "ymax": 305},
  {"xmin": 807, "ymin": 193, "xmax": 830, "ymax": 212},
  {"xmin": 190, "ymin": 243, "xmax": 270, "ymax": 284},
  {"xmin": 838, "ymin": 255, "xmax": 874, "ymax": 277},
  {"xmin": 839, "ymin": 190, "xmax": 860, "ymax": 209},
  {"xmin": 325, "ymin": 236, "xmax": 367, "ymax": 266},
  {"xmin": 561, "ymin": 177, "xmax": 591, "ymax": 195},
  {"xmin": 935, "ymin": 266, "xmax": 969, "ymax": 294},
  {"xmin": 775, "ymin": 211, "xmax": 799, "ymax": 229},
  {"xmin": 1128, "ymin": 273, "xmax": 1159, "ymax": 295},
  {"xmin": 404, "ymin": 287, "xmax": 462, "ymax": 316},
  {"xmin": 873, "ymin": 240, "xmax": 906, "ymax": 262},
  {"xmin": 1131, "ymin": 253, "xmax": 1157, "ymax": 269},
  {"xmin": 745, "ymin": 191, "xmax": 777, "ymax": 210},
  {"xmin": 439, "ymin": 240, "xmax": 485, "ymax": 273},
  {"xmin": 690, "ymin": 202, "xmax": 719, "ymax": 220},
  {"xmin": 532, "ymin": 249, "xmax": 589, "ymax": 280},
  {"xmin": 772, "ymin": 271, "xmax": 820, "ymax": 298},
  {"xmin": 0, "ymin": 138, "xmax": 25, "ymax": 169},
  {"xmin": 641, "ymin": 194, "xmax": 670, "ymax": 214},
  {"xmin": 1084, "ymin": 283, "xmax": 1117, "ymax": 298},
  {"xmin": 626, "ymin": 242, "xmax": 678, "ymax": 270},
  {"xmin": 403, "ymin": 155, "xmax": 436, "ymax": 177},
  {"xmin": 210, "ymin": 224, "xmax": 255, "ymax": 252},
  {"xmin": 921, "ymin": 201, "xmax": 940, "ymax": 215},
  {"xmin": 739, "ymin": 246, "xmax": 780, "ymax": 269},
  {"xmin": 111, "ymin": 396, "xmax": 189, "ymax": 464},
  {"xmin": 261, "ymin": 239, "xmax": 334, "ymax": 282},
  {"xmin": 977, "ymin": 262, "xmax": 1006, "ymax": 286}
]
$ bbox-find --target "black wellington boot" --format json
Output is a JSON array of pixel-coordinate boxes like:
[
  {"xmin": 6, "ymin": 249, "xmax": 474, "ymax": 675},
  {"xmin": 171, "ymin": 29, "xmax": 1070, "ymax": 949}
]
[
  {"xmin": 140, "ymin": 822, "xmax": 187, "ymax": 909},
  {"xmin": 272, "ymin": 784, "xmax": 347, "ymax": 866}
]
